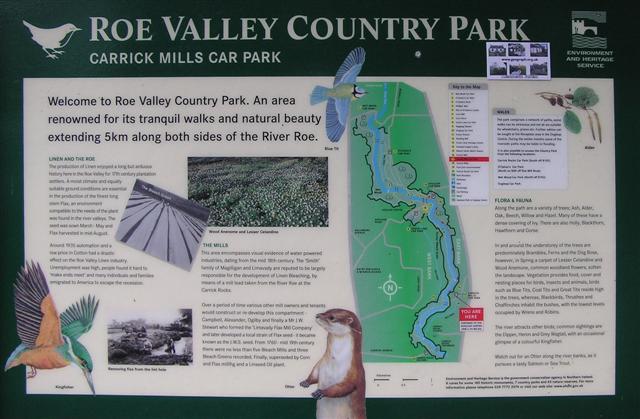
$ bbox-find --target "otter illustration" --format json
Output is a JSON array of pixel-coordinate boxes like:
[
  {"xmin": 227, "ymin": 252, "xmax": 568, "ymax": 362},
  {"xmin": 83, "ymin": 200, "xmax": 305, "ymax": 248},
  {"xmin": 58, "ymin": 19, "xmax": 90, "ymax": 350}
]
[{"xmin": 300, "ymin": 308, "xmax": 366, "ymax": 419}]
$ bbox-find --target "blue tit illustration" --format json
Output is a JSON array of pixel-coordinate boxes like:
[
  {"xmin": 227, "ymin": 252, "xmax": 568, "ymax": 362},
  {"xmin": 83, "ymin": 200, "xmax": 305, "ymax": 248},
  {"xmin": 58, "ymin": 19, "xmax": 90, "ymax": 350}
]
[{"xmin": 310, "ymin": 47, "xmax": 366, "ymax": 142}]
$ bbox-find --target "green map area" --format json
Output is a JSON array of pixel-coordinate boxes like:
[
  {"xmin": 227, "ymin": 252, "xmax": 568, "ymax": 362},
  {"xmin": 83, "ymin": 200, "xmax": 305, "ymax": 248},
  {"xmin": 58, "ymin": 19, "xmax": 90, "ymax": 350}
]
[{"xmin": 350, "ymin": 82, "xmax": 470, "ymax": 362}]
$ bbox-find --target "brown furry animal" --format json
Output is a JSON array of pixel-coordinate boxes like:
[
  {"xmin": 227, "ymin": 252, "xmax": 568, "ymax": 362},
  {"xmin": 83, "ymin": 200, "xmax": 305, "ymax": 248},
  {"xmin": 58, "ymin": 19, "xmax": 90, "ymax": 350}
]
[{"xmin": 300, "ymin": 309, "xmax": 366, "ymax": 419}]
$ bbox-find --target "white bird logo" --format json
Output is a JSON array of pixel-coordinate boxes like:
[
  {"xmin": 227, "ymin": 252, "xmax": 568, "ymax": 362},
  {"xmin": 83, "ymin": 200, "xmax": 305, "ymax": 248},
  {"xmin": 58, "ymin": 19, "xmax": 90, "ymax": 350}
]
[{"xmin": 23, "ymin": 20, "xmax": 81, "ymax": 59}]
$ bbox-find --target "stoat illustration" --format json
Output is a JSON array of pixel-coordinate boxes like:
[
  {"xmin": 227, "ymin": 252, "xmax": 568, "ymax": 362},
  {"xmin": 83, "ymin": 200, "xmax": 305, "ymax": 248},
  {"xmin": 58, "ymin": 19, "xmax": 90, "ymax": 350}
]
[{"xmin": 300, "ymin": 308, "xmax": 366, "ymax": 419}]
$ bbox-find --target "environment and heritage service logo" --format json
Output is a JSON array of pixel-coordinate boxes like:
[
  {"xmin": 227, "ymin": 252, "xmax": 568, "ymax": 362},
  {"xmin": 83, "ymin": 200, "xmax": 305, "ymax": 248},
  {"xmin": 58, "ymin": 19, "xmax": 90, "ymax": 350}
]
[{"xmin": 571, "ymin": 11, "xmax": 607, "ymax": 49}]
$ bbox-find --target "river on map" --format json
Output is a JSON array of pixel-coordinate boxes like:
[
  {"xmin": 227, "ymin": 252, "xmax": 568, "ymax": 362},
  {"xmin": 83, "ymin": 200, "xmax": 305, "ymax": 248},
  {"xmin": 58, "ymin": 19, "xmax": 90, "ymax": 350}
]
[{"xmin": 366, "ymin": 83, "xmax": 460, "ymax": 359}]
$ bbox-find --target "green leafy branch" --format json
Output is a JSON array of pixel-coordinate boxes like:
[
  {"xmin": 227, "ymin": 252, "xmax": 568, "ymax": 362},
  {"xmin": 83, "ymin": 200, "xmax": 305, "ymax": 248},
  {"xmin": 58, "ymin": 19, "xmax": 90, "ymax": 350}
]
[{"xmin": 536, "ymin": 87, "xmax": 602, "ymax": 143}]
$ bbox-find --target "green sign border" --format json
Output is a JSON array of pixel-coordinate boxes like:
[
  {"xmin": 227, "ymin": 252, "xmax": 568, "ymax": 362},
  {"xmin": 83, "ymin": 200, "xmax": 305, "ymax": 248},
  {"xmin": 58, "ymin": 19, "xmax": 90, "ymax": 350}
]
[{"xmin": 1, "ymin": 1, "xmax": 638, "ymax": 418}]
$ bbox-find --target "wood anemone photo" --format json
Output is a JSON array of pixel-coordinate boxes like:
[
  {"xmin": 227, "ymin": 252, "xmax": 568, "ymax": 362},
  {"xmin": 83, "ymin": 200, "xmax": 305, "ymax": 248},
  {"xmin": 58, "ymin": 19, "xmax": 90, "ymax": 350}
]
[{"xmin": 188, "ymin": 157, "xmax": 329, "ymax": 228}]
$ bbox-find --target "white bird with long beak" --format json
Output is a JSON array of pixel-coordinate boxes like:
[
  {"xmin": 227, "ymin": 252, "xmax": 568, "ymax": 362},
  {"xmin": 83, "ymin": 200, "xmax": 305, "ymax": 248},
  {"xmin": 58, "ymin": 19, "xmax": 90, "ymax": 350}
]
[{"xmin": 23, "ymin": 20, "xmax": 81, "ymax": 59}]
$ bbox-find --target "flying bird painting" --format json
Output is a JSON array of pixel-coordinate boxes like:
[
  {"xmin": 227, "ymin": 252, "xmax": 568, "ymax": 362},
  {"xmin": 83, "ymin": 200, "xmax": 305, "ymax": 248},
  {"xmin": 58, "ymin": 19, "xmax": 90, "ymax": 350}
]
[
  {"xmin": 4, "ymin": 262, "xmax": 99, "ymax": 394},
  {"xmin": 310, "ymin": 47, "xmax": 366, "ymax": 142}
]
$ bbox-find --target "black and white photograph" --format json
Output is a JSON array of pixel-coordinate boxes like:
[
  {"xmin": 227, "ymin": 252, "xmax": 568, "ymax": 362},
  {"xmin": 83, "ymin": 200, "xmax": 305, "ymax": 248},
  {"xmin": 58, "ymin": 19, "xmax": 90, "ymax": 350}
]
[
  {"xmin": 530, "ymin": 63, "xmax": 549, "ymax": 76},
  {"xmin": 107, "ymin": 309, "xmax": 193, "ymax": 366},
  {"xmin": 489, "ymin": 61, "xmax": 508, "ymax": 76},
  {"xmin": 529, "ymin": 43, "xmax": 549, "ymax": 57},
  {"xmin": 188, "ymin": 157, "xmax": 329, "ymax": 227},
  {"xmin": 509, "ymin": 64, "xmax": 527, "ymax": 76},
  {"xmin": 508, "ymin": 42, "xmax": 526, "ymax": 56},
  {"xmin": 115, "ymin": 179, "xmax": 210, "ymax": 270},
  {"xmin": 488, "ymin": 44, "xmax": 506, "ymax": 56}
]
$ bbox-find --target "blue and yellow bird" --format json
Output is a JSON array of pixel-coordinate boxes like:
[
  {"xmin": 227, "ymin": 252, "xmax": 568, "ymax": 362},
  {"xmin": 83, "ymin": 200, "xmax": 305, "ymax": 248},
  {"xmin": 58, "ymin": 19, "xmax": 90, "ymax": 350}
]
[
  {"xmin": 310, "ymin": 47, "xmax": 366, "ymax": 142},
  {"xmin": 4, "ymin": 262, "xmax": 99, "ymax": 394}
]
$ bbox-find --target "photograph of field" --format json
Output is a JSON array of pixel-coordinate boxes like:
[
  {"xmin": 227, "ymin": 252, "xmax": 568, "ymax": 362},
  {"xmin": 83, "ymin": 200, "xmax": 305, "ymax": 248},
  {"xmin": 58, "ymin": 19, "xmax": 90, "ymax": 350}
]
[
  {"xmin": 115, "ymin": 179, "xmax": 210, "ymax": 270},
  {"xmin": 188, "ymin": 157, "xmax": 328, "ymax": 227}
]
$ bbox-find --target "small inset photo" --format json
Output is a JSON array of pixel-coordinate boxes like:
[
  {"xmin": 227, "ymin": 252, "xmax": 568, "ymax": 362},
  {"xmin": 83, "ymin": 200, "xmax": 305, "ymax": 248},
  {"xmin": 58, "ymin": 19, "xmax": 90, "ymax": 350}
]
[
  {"xmin": 188, "ymin": 157, "xmax": 329, "ymax": 227},
  {"xmin": 508, "ymin": 63, "xmax": 527, "ymax": 76},
  {"xmin": 530, "ymin": 63, "xmax": 549, "ymax": 76},
  {"xmin": 529, "ymin": 43, "xmax": 549, "ymax": 57},
  {"xmin": 115, "ymin": 179, "xmax": 210, "ymax": 271},
  {"xmin": 108, "ymin": 309, "xmax": 193, "ymax": 366},
  {"xmin": 487, "ymin": 44, "xmax": 506, "ymax": 57},
  {"xmin": 489, "ymin": 61, "xmax": 508, "ymax": 76},
  {"xmin": 508, "ymin": 43, "xmax": 526, "ymax": 57}
]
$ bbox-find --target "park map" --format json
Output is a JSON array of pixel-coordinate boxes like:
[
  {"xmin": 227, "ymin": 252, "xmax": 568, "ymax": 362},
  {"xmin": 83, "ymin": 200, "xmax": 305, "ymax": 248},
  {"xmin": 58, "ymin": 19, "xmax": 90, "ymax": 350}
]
[{"xmin": 350, "ymin": 82, "xmax": 470, "ymax": 362}]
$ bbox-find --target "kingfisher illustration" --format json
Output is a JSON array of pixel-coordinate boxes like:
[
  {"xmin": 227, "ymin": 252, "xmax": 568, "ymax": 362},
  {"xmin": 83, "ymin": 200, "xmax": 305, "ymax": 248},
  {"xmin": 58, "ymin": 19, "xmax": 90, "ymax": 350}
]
[
  {"xmin": 310, "ymin": 47, "xmax": 366, "ymax": 142},
  {"xmin": 23, "ymin": 20, "xmax": 81, "ymax": 59},
  {"xmin": 4, "ymin": 262, "xmax": 99, "ymax": 394}
]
